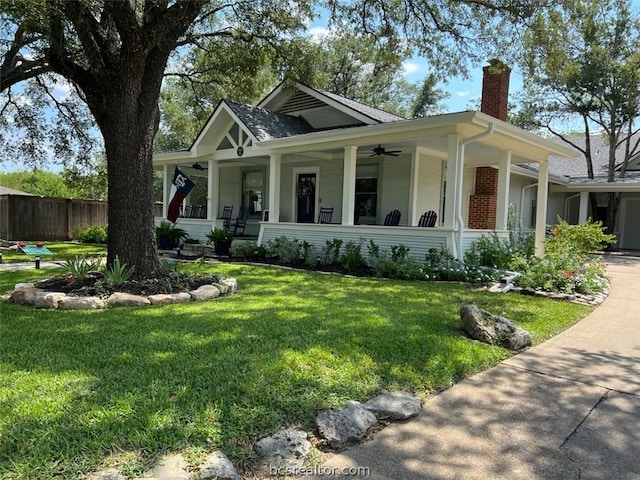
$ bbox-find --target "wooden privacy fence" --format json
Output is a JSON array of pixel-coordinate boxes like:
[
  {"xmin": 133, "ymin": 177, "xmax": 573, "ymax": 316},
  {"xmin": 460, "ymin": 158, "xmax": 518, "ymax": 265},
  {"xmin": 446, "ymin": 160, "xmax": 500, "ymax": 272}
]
[{"xmin": 0, "ymin": 194, "xmax": 108, "ymax": 241}]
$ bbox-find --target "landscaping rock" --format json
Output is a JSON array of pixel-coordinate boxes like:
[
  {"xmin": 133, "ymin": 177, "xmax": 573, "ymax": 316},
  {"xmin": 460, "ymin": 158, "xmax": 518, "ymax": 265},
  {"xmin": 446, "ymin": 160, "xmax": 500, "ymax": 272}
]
[
  {"xmin": 219, "ymin": 277, "xmax": 238, "ymax": 293},
  {"xmin": 315, "ymin": 401, "xmax": 377, "ymax": 450},
  {"xmin": 198, "ymin": 451, "xmax": 239, "ymax": 480},
  {"xmin": 14, "ymin": 282, "xmax": 36, "ymax": 290},
  {"xmin": 58, "ymin": 296, "xmax": 105, "ymax": 310},
  {"xmin": 92, "ymin": 468, "xmax": 126, "ymax": 480},
  {"xmin": 189, "ymin": 284, "xmax": 221, "ymax": 301},
  {"xmin": 10, "ymin": 286, "xmax": 43, "ymax": 305},
  {"xmin": 148, "ymin": 292, "xmax": 192, "ymax": 305},
  {"xmin": 146, "ymin": 453, "xmax": 189, "ymax": 479},
  {"xmin": 107, "ymin": 292, "xmax": 152, "ymax": 308},
  {"xmin": 254, "ymin": 428, "xmax": 312, "ymax": 469},
  {"xmin": 32, "ymin": 291, "xmax": 67, "ymax": 309},
  {"xmin": 363, "ymin": 391, "xmax": 422, "ymax": 420},
  {"xmin": 460, "ymin": 303, "xmax": 532, "ymax": 350},
  {"xmin": 213, "ymin": 282, "xmax": 229, "ymax": 294}
]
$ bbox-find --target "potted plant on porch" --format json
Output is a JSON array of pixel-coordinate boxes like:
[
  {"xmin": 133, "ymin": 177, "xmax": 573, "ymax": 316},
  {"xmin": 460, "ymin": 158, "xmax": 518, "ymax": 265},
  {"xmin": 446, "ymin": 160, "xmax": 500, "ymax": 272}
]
[
  {"xmin": 206, "ymin": 227, "xmax": 234, "ymax": 256},
  {"xmin": 156, "ymin": 220, "xmax": 190, "ymax": 250}
]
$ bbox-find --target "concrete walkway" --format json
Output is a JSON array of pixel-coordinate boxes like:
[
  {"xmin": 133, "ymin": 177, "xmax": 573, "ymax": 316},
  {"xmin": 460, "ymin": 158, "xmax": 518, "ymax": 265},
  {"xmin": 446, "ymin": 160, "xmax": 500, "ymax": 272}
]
[{"xmin": 312, "ymin": 254, "xmax": 640, "ymax": 480}]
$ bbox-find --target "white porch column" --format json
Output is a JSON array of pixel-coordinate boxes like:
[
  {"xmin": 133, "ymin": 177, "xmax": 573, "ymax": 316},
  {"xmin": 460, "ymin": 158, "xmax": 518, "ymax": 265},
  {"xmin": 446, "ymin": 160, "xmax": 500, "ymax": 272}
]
[
  {"xmin": 207, "ymin": 159, "xmax": 219, "ymax": 220},
  {"xmin": 342, "ymin": 146, "xmax": 357, "ymax": 226},
  {"xmin": 534, "ymin": 159, "xmax": 550, "ymax": 257},
  {"xmin": 496, "ymin": 150, "xmax": 512, "ymax": 230},
  {"xmin": 444, "ymin": 134, "xmax": 461, "ymax": 230},
  {"xmin": 162, "ymin": 164, "xmax": 169, "ymax": 218},
  {"xmin": 408, "ymin": 148, "xmax": 419, "ymax": 225},
  {"xmin": 579, "ymin": 191, "xmax": 589, "ymax": 223},
  {"xmin": 268, "ymin": 153, "xmax": 281, "ymax": 222}
]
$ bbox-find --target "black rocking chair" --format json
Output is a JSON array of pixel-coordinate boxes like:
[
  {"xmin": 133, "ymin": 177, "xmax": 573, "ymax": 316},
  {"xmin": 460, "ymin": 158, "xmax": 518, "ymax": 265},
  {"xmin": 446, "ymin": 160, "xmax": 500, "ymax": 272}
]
[
  {"xmin": 317, "ymin": 207, "xmax": 334, "ymax": 224},
  {"xmin": 418, "ymin": 210, "xmax": 438, "ymax": 227},
  {"xmin": 219, "ymin": 205, "xmax": 233, "ymax": 229},
  {"xmin": 231, "ymin": 206, "xmax": 250, "ymax": 236},
  {"xmin": 383, "ymin": 209, "xmax": 401, "ymax": 226}
]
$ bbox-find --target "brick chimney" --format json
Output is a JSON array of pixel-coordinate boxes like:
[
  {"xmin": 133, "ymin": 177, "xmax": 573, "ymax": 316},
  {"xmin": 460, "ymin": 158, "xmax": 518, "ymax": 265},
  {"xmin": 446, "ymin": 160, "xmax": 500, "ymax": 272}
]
[
  {"xmin": 468, "ymin": 60, "xmax": 511, "ymax": 229},
  {"xmin": 480, "ymin": 59, "xmax": 511, "ymax": 121}
]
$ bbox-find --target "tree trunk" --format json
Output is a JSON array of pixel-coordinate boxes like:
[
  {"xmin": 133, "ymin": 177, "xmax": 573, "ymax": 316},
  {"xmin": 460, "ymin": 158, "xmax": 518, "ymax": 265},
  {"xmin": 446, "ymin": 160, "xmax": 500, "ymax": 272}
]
[
  {"xmin": 88, "ymin": 54, "xmax": 169, "ymax": 278},
  {"xmin": 101, "ymin": 109, "xmax": 162, "ymax": 278},
  {"xmin": 604, "ymin": 191, "xmax": 621, "ymax": 240}
]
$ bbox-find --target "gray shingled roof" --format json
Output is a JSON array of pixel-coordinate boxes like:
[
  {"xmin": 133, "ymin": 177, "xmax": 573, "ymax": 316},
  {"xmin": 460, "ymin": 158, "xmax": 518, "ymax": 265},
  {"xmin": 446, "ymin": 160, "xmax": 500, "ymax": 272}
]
[
  {"xmin": 224, "ymin": 100, "xmax": 315, "ymax": 141},
  {"xmin": 310, "ymin": 86, "xmax": 406, "ymax": 124},
  {"xmin": 548, "ymin": 134, "xmax": 624, "ymax": 178},
  {"xmin": 0, "ymin": 185, "xmax": 35, "ymax": 195}
]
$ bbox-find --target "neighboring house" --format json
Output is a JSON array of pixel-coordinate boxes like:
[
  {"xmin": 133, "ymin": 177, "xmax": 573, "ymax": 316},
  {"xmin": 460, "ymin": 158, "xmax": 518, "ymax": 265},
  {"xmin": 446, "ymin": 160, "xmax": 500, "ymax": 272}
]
[
  {"xmin": 0, "ymin": 185, "xmax": 35, "ymax": 196},
  {"xmin": 152, "ymin": 62, "xmax": 577, "ymax": 259},
  {"xmin": 518, "ymin": 135, "xmax": 640, "ymax": 250}
]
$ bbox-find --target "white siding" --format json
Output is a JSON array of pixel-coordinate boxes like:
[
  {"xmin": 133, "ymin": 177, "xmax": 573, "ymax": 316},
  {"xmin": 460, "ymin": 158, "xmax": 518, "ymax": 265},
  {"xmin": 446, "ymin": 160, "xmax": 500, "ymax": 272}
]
[
  {"xmin": 260, "ymin": 223, "xmax": 453, "ymax": 261},
  {"xmin": 462, "ymin": 166, "xmax": 475, "ymax": 224},
  {"xmin": 380, "ymin": 156, "xmax": 411, "ymax": 225},
  {"xmin": 219, "ymin": 167, "xmax": 242, "ymax": 216},
  {"xmin": 416, "ymin": 154, "xmax": 443, "ymax": 224},
  {"xmin": 279, "ymin": 160, "xmax": 344, "ymax": 223}
]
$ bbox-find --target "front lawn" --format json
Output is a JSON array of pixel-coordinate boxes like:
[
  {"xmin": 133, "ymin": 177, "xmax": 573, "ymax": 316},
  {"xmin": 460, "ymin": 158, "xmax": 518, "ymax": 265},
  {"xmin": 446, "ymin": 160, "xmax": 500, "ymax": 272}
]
[
  {"xmin": 0, "ymin": 262, "xmax": 591, "ymax": 479},
  {"xmin": 0, "ymin": 241, "xmax": 107, "ymax": 263}
]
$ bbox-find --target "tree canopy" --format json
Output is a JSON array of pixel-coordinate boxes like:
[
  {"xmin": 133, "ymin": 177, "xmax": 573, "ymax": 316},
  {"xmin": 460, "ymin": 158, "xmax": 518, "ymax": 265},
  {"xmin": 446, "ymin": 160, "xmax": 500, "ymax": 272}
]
[{"xmin": 517, "ymin": 0, "xmax": 640, "ymax": 233}]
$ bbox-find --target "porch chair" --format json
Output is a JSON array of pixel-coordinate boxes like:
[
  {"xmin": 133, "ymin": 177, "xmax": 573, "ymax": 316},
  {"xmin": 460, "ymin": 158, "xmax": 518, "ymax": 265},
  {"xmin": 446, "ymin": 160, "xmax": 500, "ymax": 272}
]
[
  {"xmin": 219, "ymin": 205, "xmax": 233, "ymax": 229},
  {"xmin": 418, "ymin": 210, "xmax": 438, "ymax": 227},
  {"xmin": 317, "ymin": 207, "xmax": 334, "ymax": 224},
  {"xmin": 192, "ymin": 204, "xmax": 204, "ymax": 219},
  {"xmin": 231, "ymin": 206, "xmax": 250, "ymax": 236},
  {"xmin": 181, "ymin": 204, "xmax": 193, "ymax": 218},
  {"xmin": 383, "ymin": 209, "xmax": 401, "ymax": 226}
]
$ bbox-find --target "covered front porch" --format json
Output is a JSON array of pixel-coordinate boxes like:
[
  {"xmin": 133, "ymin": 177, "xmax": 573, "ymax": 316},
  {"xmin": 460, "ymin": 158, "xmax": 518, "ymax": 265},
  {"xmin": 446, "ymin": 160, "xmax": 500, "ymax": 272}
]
[{"xmin": 154, "ymin": 111, "xmax": 572, "ymax": 259}]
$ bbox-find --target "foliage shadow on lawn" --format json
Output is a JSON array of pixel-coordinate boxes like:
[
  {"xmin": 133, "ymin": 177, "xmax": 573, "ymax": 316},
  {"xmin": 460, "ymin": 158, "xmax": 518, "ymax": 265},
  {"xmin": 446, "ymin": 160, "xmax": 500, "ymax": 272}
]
[{"xmin": 0, "ymin": 264, "xmax": 591, "ymax": 479}]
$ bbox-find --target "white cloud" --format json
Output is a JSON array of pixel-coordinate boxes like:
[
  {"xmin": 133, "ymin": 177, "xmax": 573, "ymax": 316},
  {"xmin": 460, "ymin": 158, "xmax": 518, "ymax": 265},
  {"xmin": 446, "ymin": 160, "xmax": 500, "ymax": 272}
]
[
  {"xmin": 307, "ymin": 26, "xmax": 332, "ymax": 42},
  {"xmin": 402, "ymin": 61, "xmax": 421, "ymax": 76},
  {"xmin": 455, "ymin": 90, "xmax": 471, "ymax": 98}
]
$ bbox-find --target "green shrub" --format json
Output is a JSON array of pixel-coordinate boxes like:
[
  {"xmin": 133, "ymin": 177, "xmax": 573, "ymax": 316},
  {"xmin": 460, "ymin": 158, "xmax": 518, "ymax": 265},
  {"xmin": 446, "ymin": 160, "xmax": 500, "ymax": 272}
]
[
  {"xmin": 230, "ymin": 241, "xmax": 266, "ymax": 259},
  {"xmin": 366, "ymin": 241, "xmax": 424, "ymax": 280},
  {"xmin": 340, "ymin": 240, "xmax": 367, "ymax": 272},
  {"xmin": 263, "ymin": 236, "xmax": 302, "ymax": 263},
  {"xmin": 319, "ymin": 238, "xmax": 343, "ymax": 265},
  {"xmin": 73, "ymin": 225, "xmax": 108, "ymax": 244},
  {"xmin": 465, "ymin": 231, "xmax": 533, "ymax": 270},
  {"xmin": 104, "ymin": 256, "xmax": 135, "ymax": 286},
  {"xmin": 63, "ymin": 255, "xmax": 103, "ymax": 281},
  {"xmin": 546, "ymin": 218, "xmax": 616, "ymax": 256},
  {"xmin": 301, "ymin": 241, "xmax": 319, "ymax": 268},
  {"xmin": 510, "ymin": 220, "xmax": 613, "ymax": 295}
]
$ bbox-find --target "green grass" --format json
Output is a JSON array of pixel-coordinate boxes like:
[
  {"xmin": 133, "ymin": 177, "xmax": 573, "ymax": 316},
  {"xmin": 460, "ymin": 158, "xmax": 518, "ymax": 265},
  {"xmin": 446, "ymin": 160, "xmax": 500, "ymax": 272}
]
[
  {"xmin": 0, "ymin": 242, "xmax": 107, "ymax": 263},
  {"xmin": 0, "ymin": 262, "xmax": 592, "ymax": 479}
]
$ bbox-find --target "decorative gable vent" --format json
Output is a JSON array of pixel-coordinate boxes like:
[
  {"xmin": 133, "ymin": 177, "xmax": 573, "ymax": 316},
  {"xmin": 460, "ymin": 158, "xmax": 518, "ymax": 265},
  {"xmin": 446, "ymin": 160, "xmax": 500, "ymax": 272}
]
[{"xmin": 278, "ymin": 91, "xmax": 325, "ymax": 114}]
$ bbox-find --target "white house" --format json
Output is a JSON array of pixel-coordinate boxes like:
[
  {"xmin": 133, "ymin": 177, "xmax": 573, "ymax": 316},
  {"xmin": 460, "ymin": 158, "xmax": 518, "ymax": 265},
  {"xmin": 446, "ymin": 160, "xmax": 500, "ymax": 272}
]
[{"xmin": 153, "ymin": 61, "xmax": 577, "ymax": 259}]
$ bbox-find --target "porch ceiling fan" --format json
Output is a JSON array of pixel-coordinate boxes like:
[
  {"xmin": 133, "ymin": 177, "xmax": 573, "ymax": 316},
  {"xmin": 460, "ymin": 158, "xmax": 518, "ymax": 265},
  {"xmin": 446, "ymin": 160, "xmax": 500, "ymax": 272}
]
[
  {"xmin": 370, "ymin": 144, "xmax": 402, "ymax": 157},
  {"xmin": 191, "ymin": 162, "xmax": 207, "ymax": 170}
]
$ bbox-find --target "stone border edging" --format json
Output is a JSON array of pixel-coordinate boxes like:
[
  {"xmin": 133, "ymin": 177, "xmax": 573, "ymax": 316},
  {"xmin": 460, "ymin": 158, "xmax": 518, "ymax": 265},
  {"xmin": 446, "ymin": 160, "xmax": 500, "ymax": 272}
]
[{"xmin": 7, "ymin": 277, "xmax": 238, "ymax": 310}]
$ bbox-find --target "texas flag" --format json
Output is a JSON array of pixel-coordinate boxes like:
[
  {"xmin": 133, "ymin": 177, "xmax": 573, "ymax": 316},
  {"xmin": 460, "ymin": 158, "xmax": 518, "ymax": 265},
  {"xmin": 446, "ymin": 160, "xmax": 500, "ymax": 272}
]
[{"xmin": 167, "ymin": 167, "xmax": 195, "ymax": 223}]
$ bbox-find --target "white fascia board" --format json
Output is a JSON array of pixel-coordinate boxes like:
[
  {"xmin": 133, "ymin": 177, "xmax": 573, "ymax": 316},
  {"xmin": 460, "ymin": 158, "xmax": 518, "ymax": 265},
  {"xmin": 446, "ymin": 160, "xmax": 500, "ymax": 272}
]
[
  {"xmin": 469, "ymin": 112, "xmax": 579, "ymax": 159},
  {"xmin": 510, "ymin": 164, "xmax": 570, "ymax": 184},
  {"xmin": 563, "ymin": 181, "xmax": 640, "ymax": 191},
  {"xmin": 153, "ymin": 151, "xmax": 196, "ymax": 164}
]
